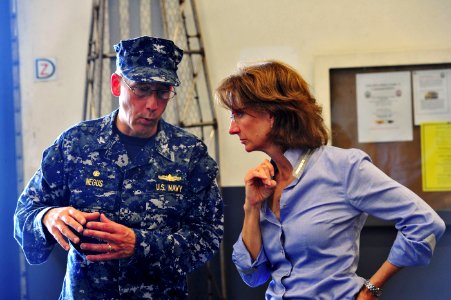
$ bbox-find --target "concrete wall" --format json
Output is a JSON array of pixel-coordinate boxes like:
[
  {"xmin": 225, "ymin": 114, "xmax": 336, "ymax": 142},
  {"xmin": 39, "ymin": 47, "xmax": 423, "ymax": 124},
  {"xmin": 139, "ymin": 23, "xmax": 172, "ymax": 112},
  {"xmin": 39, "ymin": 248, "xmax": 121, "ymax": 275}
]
[{"xmin": 18, "ymin": 0, "xmax": 91, "ymax": 182}]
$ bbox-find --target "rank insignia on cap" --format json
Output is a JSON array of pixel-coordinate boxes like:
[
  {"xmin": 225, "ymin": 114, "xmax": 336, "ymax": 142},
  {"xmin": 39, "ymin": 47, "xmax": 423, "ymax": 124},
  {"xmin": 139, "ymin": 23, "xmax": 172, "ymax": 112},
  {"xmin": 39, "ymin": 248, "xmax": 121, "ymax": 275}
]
[{"xmin": 113, "ymin": 36, "xmax": 184, "ymax": 86}]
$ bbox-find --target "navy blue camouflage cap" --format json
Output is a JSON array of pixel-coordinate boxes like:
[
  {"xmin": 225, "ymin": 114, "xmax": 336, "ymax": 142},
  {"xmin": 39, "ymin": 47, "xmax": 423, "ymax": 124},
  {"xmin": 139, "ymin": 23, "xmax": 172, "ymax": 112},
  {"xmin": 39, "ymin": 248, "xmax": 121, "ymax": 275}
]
[{"xmin": 114, "ymin": 36, "xmax": 184, "ymax": 86}]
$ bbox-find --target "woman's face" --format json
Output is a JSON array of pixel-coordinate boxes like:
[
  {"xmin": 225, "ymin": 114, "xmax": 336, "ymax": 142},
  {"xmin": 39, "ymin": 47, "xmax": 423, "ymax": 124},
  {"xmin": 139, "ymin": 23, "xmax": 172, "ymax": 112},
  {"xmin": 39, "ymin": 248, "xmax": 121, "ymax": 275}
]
[{"xmin": 228, "ymin": 108, "xmax": 274, "ymax": 153}]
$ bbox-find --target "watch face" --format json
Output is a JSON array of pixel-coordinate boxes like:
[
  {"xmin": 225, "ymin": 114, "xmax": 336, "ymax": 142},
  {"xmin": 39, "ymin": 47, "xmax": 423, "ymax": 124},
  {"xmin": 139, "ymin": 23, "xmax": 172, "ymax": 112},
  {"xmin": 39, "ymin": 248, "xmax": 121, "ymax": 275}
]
[{"xmin": 373, "ymin": 289, "xmax": 382, "ymax": 297}]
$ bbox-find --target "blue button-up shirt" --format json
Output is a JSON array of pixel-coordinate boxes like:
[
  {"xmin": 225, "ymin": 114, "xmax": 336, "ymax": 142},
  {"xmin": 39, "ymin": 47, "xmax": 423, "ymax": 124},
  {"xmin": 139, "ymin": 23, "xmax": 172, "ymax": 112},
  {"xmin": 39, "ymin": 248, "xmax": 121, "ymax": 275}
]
[
  {"xmin": 233, "ymin": 146, "xmax": 445, "ymax": 299},
  {"xmin": 14, "ymin": 110, "xmax": 224, "ymax": 299}
]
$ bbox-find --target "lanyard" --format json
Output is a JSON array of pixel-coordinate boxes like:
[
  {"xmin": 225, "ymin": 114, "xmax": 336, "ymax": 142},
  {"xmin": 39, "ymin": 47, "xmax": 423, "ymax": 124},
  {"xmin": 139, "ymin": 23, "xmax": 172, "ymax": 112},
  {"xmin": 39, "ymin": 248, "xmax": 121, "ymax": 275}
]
[{"xmin": 292, "ymin": 149, "xmax": 313, "ymax": 179}]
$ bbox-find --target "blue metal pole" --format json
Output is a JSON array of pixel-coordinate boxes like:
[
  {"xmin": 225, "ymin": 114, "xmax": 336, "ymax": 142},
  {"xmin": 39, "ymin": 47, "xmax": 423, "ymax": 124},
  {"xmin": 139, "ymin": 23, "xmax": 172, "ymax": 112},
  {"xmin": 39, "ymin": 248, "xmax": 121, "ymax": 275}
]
[{"xmin": 0, "ymin": 0, "xmax": 23, "ymax": 298}]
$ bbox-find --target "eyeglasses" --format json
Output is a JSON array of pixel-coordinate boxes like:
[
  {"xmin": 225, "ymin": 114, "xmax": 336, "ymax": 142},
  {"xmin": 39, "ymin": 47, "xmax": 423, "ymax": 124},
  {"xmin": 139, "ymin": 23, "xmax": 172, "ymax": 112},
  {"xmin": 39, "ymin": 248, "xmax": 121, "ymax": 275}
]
[{"xmin": 121, "ymin": 78, "xmax": 176, "ymax": 100}]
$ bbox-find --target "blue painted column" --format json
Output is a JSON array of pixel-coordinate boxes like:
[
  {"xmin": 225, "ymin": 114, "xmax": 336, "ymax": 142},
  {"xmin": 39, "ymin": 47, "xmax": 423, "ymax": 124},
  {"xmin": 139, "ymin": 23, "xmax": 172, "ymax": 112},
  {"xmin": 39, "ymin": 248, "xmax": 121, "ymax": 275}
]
[{"xmin": 0, "ymin": 0, "xmax": 23, "ymax": 298}]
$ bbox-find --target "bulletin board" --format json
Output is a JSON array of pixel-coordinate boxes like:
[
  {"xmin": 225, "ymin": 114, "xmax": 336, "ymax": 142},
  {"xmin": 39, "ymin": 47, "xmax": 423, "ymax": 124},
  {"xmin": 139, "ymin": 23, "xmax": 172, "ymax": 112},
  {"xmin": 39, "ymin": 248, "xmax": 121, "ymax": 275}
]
[{"xmin": 329, "ymin": 63, "xmax": 451, "ymax": 214}]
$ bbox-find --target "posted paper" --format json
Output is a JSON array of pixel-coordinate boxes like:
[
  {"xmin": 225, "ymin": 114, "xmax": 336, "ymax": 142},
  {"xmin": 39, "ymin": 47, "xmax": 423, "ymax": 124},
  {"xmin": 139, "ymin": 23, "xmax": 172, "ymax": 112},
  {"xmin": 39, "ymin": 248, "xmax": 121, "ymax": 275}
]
[
  {"xmin": 356, "ymin": 71, "xmax": 413, "ymax": 143},
  {"xmin": 412, "ymin": 69, "xmax": 451, "ymax": 125},
  {"xmin": 421, "ymin": 122, "xmax": 451, "ymax": 191}
]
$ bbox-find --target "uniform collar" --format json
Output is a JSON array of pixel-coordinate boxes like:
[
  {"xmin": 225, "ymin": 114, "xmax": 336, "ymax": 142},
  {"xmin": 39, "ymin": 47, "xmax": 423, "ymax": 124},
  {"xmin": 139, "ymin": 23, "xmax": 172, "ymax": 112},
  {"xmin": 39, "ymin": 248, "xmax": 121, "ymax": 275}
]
[
  {"xmin": 91, "ymin": 109, "xmax": 176, "ymax": 163},
  {"xmin": 91, "ymin": 109, "xmax": 120, "ymax": 151},
  {"xmin": 153, "ymin": 118, "xmax": 177, "ymax": 162}
]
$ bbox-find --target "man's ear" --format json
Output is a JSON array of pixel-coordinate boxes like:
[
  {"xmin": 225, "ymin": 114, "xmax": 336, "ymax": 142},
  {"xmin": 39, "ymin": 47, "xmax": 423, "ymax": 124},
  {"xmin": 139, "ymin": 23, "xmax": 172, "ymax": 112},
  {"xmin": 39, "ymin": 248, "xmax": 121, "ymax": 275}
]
[{"xmin": 111, "ymin": 73, "xmax": 121, "ymax": 97}]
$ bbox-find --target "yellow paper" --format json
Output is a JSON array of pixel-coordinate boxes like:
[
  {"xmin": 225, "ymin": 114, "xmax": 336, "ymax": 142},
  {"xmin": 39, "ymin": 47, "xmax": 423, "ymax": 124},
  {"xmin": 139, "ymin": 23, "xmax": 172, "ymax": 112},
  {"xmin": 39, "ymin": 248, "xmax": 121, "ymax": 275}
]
[{"xmin": 421, "ymin": 122, "xmax": 451, "ymax": 191}]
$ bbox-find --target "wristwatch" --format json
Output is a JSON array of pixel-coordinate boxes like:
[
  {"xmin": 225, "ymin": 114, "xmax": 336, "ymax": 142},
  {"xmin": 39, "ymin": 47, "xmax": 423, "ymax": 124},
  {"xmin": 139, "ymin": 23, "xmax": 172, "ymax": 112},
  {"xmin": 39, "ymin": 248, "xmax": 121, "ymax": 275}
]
[{"xmin": 364, "ymin": 280, "xmax": 383, "ymax": 298}]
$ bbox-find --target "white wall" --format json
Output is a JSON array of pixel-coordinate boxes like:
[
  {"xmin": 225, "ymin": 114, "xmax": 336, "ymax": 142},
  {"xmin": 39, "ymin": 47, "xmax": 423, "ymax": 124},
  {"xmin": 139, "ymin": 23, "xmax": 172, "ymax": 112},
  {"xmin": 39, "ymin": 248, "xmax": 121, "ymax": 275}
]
[
  {"xmin": 18, "ymin": 0, "xmax": 451, "ymax": 186},
  {"xmin": 18, "ymin": 0, "xmax": 92, "ymax": 180},
  {"xmin": 198, "ymin": 0, "xmax": 451, "ymax": 186}
]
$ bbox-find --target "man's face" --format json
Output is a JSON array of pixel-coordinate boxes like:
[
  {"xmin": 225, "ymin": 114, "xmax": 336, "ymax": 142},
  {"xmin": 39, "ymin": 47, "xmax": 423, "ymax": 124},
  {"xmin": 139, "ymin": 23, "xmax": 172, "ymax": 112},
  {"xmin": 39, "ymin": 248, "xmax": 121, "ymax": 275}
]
[{"xmin": 114, "ymin": 74, "xmax": 173, "ymax": 138}]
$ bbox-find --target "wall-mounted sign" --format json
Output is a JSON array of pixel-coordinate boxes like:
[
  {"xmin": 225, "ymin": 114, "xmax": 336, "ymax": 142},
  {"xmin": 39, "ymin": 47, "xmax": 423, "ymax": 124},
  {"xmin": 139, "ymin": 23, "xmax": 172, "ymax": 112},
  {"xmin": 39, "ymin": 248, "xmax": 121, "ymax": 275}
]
[
  {"xmin": 413, "ymin": 69, "xmax": 451, "ymax": 125},
  {"xmin": 421, "ymin": 122, "xmax": 451, "ymax": 191},
  {"xmin": 356, "ymin": 71, "xmax": 413, "ymax": 143},
  {"xmin": 35, "ymin": 58, "xmax": 56, "ymax": 81}
]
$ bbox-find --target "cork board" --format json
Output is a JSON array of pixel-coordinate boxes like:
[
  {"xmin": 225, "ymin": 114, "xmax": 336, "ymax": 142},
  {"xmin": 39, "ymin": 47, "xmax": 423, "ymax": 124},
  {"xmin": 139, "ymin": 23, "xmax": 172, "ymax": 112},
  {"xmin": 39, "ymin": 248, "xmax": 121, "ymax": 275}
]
[{"xmin": 330, "ymin": 64, "xmax": 451, "ymax": 212}]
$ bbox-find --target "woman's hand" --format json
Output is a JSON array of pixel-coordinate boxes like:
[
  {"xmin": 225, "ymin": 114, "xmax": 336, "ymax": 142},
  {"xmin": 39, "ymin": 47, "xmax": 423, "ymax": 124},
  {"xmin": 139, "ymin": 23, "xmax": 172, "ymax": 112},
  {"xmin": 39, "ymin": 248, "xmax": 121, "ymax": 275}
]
[
  {"xmin": 241, "ymin": 159, "xmax": 277, "ymax": 259},
  {"xmin": 244, "ymin": 159, "xmax": 277, "ymax": 210},
  {"xmin": 355, "ymin": 288, "xmax": 377, "ymax": 300},
  {"xmin": 356, "ymin": 261, "xmax": 400, "ymax": 300}
]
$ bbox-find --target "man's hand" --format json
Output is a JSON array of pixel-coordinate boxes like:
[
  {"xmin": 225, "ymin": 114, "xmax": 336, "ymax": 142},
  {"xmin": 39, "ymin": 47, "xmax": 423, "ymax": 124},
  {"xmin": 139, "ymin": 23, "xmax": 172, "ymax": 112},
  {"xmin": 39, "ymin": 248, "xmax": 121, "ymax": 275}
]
[
  {"xmin": 42, "ymin": 207, "xmax": 100, "ymax": 251},
  {"xmin": 81, "ymin": 213, "xmax": 136, "ymax": 261}
]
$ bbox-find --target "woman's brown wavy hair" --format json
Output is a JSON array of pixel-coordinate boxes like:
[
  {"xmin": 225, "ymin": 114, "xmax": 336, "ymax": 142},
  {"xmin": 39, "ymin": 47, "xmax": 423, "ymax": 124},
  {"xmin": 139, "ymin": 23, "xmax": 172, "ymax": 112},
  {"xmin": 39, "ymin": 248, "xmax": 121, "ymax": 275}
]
[{"xmin": 215, "ymin": 60, "xmax": 329, "ymax": 150}]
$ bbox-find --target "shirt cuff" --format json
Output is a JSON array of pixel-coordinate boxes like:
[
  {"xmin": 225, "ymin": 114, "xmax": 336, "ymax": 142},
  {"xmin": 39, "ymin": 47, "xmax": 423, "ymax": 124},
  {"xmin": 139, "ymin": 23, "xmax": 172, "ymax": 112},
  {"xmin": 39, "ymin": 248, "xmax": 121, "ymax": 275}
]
[
  {"xmin": 388, "ymin": 231, "xmax": 436, "ymax": 267},
  {"xmin": 232, "ymin": 233, "xmax": 266, "ymax": 273}
]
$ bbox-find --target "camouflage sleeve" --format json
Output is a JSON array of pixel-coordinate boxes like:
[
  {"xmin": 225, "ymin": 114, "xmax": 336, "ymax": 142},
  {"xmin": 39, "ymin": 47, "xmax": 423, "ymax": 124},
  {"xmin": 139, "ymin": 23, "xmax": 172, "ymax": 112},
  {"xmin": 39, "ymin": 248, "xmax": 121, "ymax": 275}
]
[
  {"xmin": 131, "ymin": 143, "xmax": 224, "ymax": 275},
  {"xmin": 13, "ymin": 137, "xmax": 69, "ymax": 264}
]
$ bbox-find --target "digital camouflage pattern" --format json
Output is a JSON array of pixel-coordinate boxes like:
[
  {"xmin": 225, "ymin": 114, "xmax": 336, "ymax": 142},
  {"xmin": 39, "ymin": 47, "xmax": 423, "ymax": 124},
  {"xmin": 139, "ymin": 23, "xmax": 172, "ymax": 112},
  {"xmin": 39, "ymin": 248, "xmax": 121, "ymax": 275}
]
[
  {"xmin": 114, "ymin": 36, "xmax": 183, "ymax": 86},
  {"xmin": 14, "ymin": 110, "xmax": 224, "ymax": 299}
]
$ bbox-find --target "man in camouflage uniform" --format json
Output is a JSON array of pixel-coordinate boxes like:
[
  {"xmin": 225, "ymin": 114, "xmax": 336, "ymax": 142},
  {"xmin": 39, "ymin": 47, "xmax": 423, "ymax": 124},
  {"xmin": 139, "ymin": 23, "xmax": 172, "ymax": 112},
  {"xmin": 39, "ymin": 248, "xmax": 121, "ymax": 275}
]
[{"xmin": 14, "ymin": 36, "xmax": 224, "ymax": 299}]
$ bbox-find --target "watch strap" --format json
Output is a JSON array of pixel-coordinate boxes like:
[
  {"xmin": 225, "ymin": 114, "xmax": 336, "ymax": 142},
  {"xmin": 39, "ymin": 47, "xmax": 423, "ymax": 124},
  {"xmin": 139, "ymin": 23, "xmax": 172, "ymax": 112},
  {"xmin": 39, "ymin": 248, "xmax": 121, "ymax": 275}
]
[{"xmin": 364, "ymin": 279, "xmax": 383, "ymax": 298}]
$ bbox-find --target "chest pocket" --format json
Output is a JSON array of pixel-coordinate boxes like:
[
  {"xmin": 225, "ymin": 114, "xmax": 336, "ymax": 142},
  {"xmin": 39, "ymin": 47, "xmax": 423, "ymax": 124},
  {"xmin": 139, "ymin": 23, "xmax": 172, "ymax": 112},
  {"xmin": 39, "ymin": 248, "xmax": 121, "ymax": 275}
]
[
  {"xmin": 116, "ymin": 162, "xmax": 191, "ymax": 229},
  {"xmin": 149, "ymin": 172, "xmax": 190, "ymax": 228},
  {"xmin": 68, "ymin": 165, "xmax": 119, "ymax": 212}
]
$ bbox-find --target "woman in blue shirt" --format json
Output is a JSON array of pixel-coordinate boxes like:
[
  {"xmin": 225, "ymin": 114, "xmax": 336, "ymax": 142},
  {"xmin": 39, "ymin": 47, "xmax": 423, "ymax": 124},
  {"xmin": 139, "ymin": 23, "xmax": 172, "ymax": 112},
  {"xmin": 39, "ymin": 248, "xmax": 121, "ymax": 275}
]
[{"xmin": 215, "ymin": 60, "xmax": 445, "ymax": 299}]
